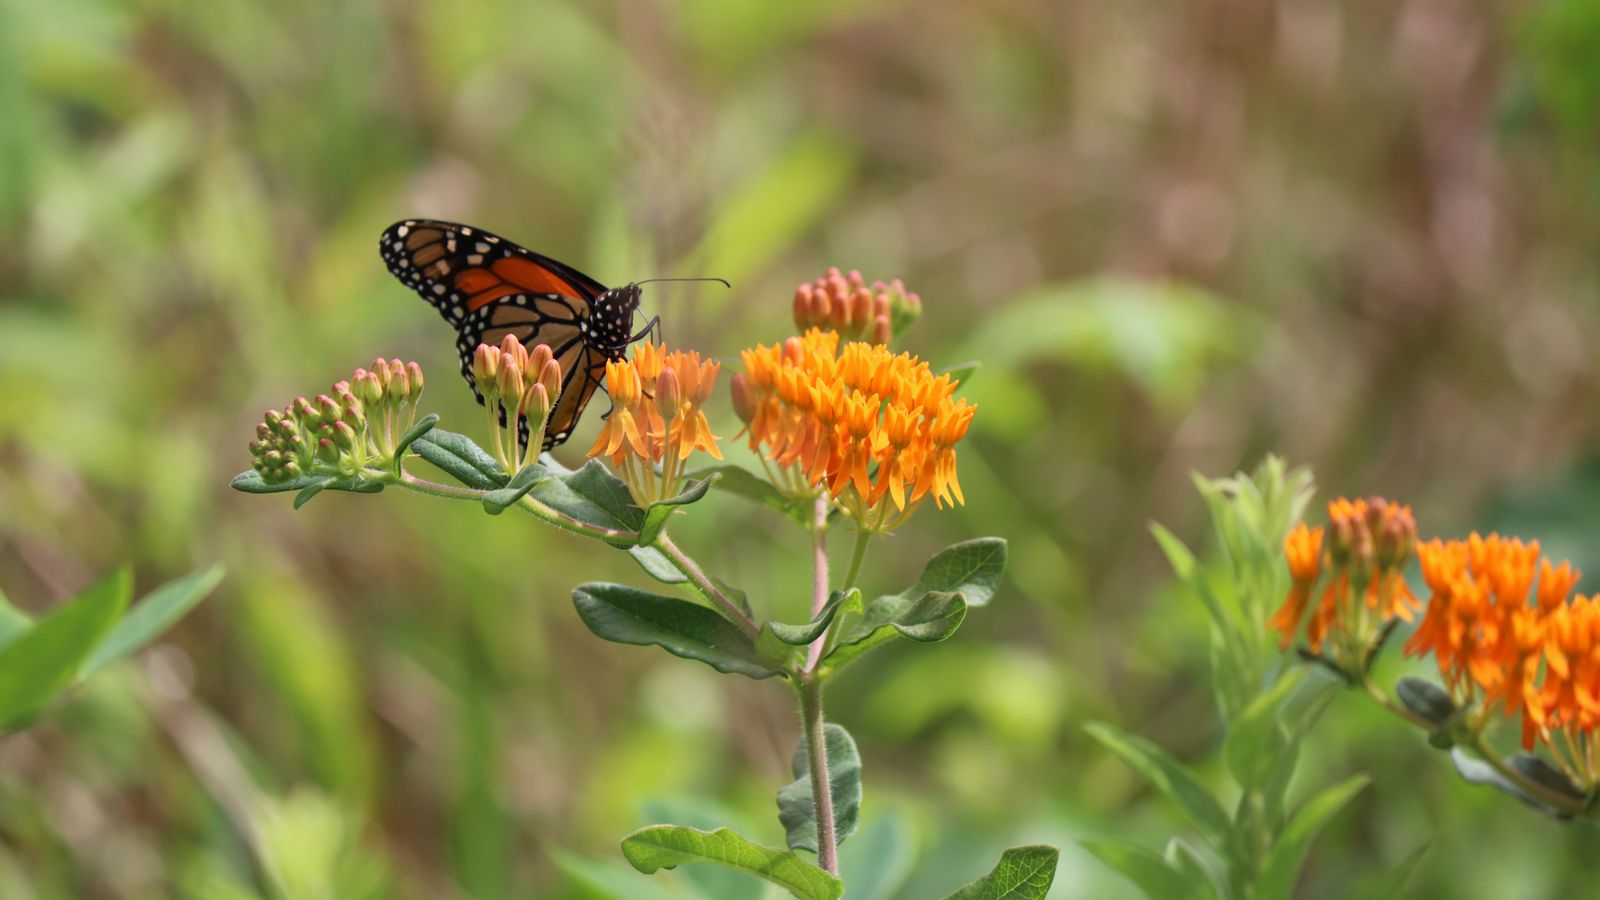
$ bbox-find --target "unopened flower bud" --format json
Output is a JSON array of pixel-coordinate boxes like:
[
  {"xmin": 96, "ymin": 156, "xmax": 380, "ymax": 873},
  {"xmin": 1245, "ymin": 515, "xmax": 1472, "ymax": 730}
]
[
  {"xmin": 264, "ymin": 409, "xmax": 284, "ymax": 428},
  {"xmin": 372, "ymin": 358, "xmax": 392, "ymax": 388},
  {"xmin": 473, "ymin": 344, "xmax": 501, "ymax": 393},
  {"xmin": 524, "ymin": 382, "xmax": 551, "ymax": 420},
  {"xmin": 782, "ymin": 336, "xmax": 805, "ymax": 367},
  {"xmin": 406, "ymin": 361, "xmax": 424, "ymax": 395},
  {"xmin": 331, "ymin": 420, "xmax": 358, "ymax": 451},
  {"xmin": 730, "ymin": 372, "xmax": 757, "ymax": 423},
  {"xmin": 341, "ymin": 403, "xmax": 365, "ymax": 430},
  {"xmin": 871, "ymin": 313, "xmax": 892, "ymax": 345},
  {"xmin": 387, "ymin": 359, "xmax": 411, "ymax": 400},
  {"xmin": 316, "ymin": 437, "xmax": 340, "ymax": 463},
  {"xmin": 527, "ymin": 344, "xmax": 553, "ymax": 376},
  {"xmin": 655, "ymin": 367, "xmax": 681, "ymax": 421},
  {"xmin": 315, "ymin": 394, "xmax": 341, "ymax": 423},
  {"xmin": 256, "ymin": 423, "xmax": 272, "ymax": 441},
  {"xmin": 497, "ymin": 359, "xmax": 525, "ymax": 403},
  {"xmin": 281, "ymin": 460, "xmax": 302, "ymax": 479},
  {"xmin": 353, "ymin": 370, "xmax": 383, "ymax": 406},
  {"xmin": 538, "ymin": 358, "xmax": 562, "ymax": 401},
  {"xmin": 498, "ymin": 334, "xmax": 527, "ymax": 369},
  {"xmin": 793, "ymin": 283, "xmax": 814, "ymax": 327},
  {"xmin": 293, "ymin": 396, "xmax": 318, "ymax": 424}
]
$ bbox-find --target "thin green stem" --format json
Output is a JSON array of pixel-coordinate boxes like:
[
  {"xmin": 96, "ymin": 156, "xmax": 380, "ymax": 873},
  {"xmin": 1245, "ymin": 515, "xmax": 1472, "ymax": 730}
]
[
  {"xmin": 797, "ymin": 676, "xmax": 838, "ymax": 875},
  {"xmin": 655, "ymin": 532, "xmax": 759, "ymax": 636},
  {"xmin": 840, "ymin": 530, "xmax": 872, "ymax": 594},
  {"xmin": 1468, "ymin": 733, "xmax": 1588, "ymax": 816},
  {"xmin": 395, "ymin": 472, "xmax": 484, "ymax": 501},
  {"xmin": 1359, "ymin": 676, "xmax": 1434, "ymax": 730}
]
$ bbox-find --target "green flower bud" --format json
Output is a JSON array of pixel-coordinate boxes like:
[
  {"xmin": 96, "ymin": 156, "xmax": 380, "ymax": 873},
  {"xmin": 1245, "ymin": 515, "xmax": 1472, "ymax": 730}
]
[
  {"xmin": 315, "ymin": 394, "xmax": 342, "ymax": 424},
  {"xmin": 331, "ymin": 420, "xmax": 358, "ymax": 451},
  {"xmin": 353, "ymin": 369, "xmax": 384, "ymax": 406},
  {"xmin": 316, "ymin": 437, "xmax": 340, "ymax": 464},
  {"xmin": 387, "ymin": 359, "xmax": 411, "ymax": 401},
  {"xmin": 405, "ymin": 361, "xmax": 424, "ymax": 396}
]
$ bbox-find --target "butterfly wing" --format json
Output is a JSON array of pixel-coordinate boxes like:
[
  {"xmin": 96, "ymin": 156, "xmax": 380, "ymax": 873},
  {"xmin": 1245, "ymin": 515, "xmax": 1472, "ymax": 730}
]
[
  {"xmin": 379, "ymin": 219, "xmax": 607, "ymax": 325},
  {"xmin": 380, "ymin": 219, "xmax": 619, "ymax": 450}
]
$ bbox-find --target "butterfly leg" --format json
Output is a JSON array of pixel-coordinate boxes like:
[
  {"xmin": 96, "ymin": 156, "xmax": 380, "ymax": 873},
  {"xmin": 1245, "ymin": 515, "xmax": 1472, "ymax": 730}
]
[{"xmin": 630, "ymin": 315, "xmax": 662, "ymax": 346}]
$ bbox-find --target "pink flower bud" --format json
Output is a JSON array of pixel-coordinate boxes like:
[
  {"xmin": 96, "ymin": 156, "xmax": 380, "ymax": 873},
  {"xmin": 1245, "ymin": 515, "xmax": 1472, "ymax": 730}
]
[
  {"xmin": 406, "ymin": 361, "xmax": 424, "ymax": 395},
  {"xmin": 655, "ymin": 367, "xmax": 681, "ymax": 421},
  {"xmin": 538, "ymin": 358, "xmax": 562, "ymax": 401},
  {"xmin": 730, "ymin": 372, "xmax": 756, "ymax": 423},
  {"xmin": 497, "ymin": 359, "xmax": 525, "ymax": 402}
]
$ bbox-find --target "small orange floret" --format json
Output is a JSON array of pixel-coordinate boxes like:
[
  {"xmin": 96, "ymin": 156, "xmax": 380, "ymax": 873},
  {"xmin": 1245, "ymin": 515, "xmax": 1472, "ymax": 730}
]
[{"xmin": 588, "ymin": 344, "xmax": 722, "ymax": 505}]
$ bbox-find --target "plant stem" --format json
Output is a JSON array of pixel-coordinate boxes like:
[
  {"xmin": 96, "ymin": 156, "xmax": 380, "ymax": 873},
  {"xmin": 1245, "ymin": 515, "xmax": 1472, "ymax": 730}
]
[
  {"xmin": 840, "ymin": 529, "xmax": 872, "ymax": 593},
  {"xmin": 1468, "ymin": 733, "xmax": 1589, "ymax": 816},
  {"xmin": 656, "ymin": 533, "xmax": 759, "ymax": 636},
  {"xmin": 797, "ymin": 676, "xmax": 838, "ymax": 875},
  {"xmin": 807, "ymin": 495, "xmax": 831, "ymax": 670},
  {"xmin": 395, "ymin": 471, "xmax": 643, "ymax": 544},
  {"xmin": 395, "ymin": 472, "xmax": 487, "ymax": 501}
]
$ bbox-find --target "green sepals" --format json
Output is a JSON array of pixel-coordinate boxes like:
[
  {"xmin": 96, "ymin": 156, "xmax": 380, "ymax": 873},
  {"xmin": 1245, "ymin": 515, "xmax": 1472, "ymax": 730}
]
[
  {"xmin": 1449, "ymin": 747, "xmax": 1583, "ymax": 819},
  {"xmin": 1255, "ymin": 774, "xmax": 1368, "ymax": 900},
  {"xmin": 638, "ymin": 475, "xmax": 718, "ymax": 545},
  {"xmin": 822, "ymin": 591, "xmax": 967, "ymax": 672},
  {"xmin": 572, "ymin": 583, "xmax": 778, "ymax": 680},
  {"xmin": 620, "ymin": 825, "xmax": 842, "ymax": 900},
  {"xmin": 776, "ymin": 723, "xmax": 862, "ymax": 853},
  {"xmin": 80, "ymin": 564, "xmax": 224, "ymax": 677},
  {"xmin": 1079, "ymin": 839, "xmax": 1198, "ymax": 900},
  {"xmin": 941, "ymin": 845, "xmax": 1060, "ymax": 900},
  {"xmin": 689, "ymin": 464, "xmax": 817, "ymax": 525},
  {"xmin": 0, "ymin": 568, "xmax": 130, "ymax": 731},
  {"xmin": 481, "ymin": 464, "xmax": 550, "ymax": 515},
  {"xmin": 411, "ymin": 429, "xmax": 506, "ymax": 490},
  {"xmin": 1083, "ymin": 721, "xmax": 1232, "ymax": 851}
]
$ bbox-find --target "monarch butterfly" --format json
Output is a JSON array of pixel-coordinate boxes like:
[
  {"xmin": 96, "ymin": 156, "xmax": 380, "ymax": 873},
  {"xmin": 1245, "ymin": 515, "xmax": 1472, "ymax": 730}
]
[{"xmin": 378, "ymin": 219, "xmax": 655, "ymax": 450}]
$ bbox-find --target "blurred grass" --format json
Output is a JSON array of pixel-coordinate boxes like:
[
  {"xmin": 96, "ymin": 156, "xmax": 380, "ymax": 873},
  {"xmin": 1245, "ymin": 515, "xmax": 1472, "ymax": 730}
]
[{"xmin": 0, "ymin": 0, "xmax": 1597, "ymax": 897}]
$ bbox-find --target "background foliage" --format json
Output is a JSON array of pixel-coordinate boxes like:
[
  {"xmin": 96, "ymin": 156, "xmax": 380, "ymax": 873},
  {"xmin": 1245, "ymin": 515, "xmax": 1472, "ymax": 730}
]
[{"xmin": 1, "ymin": 0, "xmax": 1597, "ymax": 896}]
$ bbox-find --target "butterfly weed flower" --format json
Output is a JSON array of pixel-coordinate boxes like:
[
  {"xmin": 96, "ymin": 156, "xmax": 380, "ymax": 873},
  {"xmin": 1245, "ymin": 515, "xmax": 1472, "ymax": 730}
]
[
  {"xmin": 1404, "ymin": 534, "xmax": 1596, "ymax": 759},
  {"xmin": 792, "ymin": 268, "xmax": 922, "ymax": 344},
  {"xmin": 472, "ymin": 336, "xmax": 562, "ymax": 473},
  {"xmin": 730, "ymin": 328, "xmax": 974, "ymax": 534},
  {"xmin": 588, "ymin": 343, "xmax": 723, "ymax": 507},
  {"xmin": 247, "ymin": 358, "xmax": 425, "ymax": 483},
  {"xmin": 1267, "ymin": 496, "xmax": 1419, "ymax": 674}
]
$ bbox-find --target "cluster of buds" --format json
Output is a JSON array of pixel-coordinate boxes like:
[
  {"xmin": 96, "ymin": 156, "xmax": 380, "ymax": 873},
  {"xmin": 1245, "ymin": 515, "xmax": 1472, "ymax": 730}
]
[
  {"xmin": 589, "ymin": 343, "xmax": 723, "ymax": 507},
  {"xmin": 1405, "ymin": 534, "xmax": 1595, "ymax": 763},
  {"xmin": 1267, "ymin": 497, "xmax": 1419, "ymax": 672},
  {"xmin": 247, "ymin": 358, "xmax": 424, "ymax": 484},
  {"xmin": 472, "ymin": 336, "xmax": 563, "ymax": 473},
  {"xmin": 731, "ymin": 328, "xmax": 975, "ymax": 532},
  {"xmin": 791, "ymin": 268, "xmax": 922, "ymax": 345}
]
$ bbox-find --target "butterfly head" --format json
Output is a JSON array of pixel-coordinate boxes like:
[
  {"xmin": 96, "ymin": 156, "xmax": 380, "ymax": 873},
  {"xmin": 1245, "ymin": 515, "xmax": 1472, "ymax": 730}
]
[{"xmin": 590, "ymin": 284, "xmax": 643, "ymax": 357}]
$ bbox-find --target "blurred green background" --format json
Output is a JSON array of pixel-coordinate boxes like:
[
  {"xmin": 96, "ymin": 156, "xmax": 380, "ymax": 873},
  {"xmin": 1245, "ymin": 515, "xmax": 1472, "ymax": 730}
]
[{"xmin": 2, "ymin": 0, "xmax": 1598, "ymax": 896}]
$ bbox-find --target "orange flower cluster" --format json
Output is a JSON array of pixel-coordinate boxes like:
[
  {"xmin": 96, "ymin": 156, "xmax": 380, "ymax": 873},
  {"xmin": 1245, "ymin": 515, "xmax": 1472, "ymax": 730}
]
[
  {"xmin": 589, "ymin": 343, "xmax": 723, "ymax": 506},
  {"xmin": 1268, "ymin": 497, "xmax": 1419, "ymax": 661},
  {"xmin": 791, "ymin": 268, "xmax": 921, "ymax": 344},
  {"xmin": 730, "ymin": 328, "xmax": 974, "ymax": 530},
  {"xmin": 1405, "ymin": 534, "xmax": 1592, "ymax": 751}
]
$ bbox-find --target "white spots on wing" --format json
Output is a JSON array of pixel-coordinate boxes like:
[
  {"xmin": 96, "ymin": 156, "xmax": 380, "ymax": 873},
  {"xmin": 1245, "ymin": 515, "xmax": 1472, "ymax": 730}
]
[
  {"xmin": 467, "ymin": 254, "xmax": 483, "ymax": 265},
  {"xmin": 475, "ymin": 242, "xmax": 489, "ymax": 253},
  {"xmin": 461, "ymin": 226, "xmax": 473, "ymax": 235},
  {"xmin": 397, "ymin": 225, "xmax": 410, "ymax": 237},
  {"xmin": 391, "ymin": 241, "xmax": 403, "ymax": 251},
  {"xmin": 432, "ymin": 284, "xmax": 445, "ymax": 295}
]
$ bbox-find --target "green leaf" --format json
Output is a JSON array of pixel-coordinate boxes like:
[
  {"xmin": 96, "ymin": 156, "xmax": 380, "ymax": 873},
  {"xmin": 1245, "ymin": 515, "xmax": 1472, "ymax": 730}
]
[
  {"xmin": 837, "ymin": 814, "xmax": 916, "ymax": 900},
  {"xmin": 80, "ymin": 564, "xmax": 224, "ymax": 677},
  {"xmin": 638, "ymin": 475, "xmax": 718, "ymax": 545},
  {"xmin": 904, "ymin": 538, "xmax": 1007, "ymax": 608},
  {"xmin": 412, "ymin": 429, "xmax": 506, "ymax": 490},
  {"xmin": 1080, "ymin": 839, "xmax": 1193, "ymax": 899},
  {"xmin": 1224, "ymin": 668, "xmax": 1305, "ymax": 790},
  {"xmin": 294, "ymin": 476, "xmax": 335, "ymax": 509},
  {"xmin": 1358, "ymin": 842, "xmax": 1431, "ymax": 900},
  {"xmin": 230, "ymin": 470, "xmax": 325, "ymax": 494},
  {"xmin": 939, "ymin": 360, "xmax": 982, "ymax": 386},
  {"xmin": 942, "ymin": 845, "xmax": 1060, "ymax": 900},
  {"xmin": 0, "ymin": 568, "xmax": 131, "ymax": 730},
  {"xmin": 1448, "ymin": 747, "xmax": 1582, "ymax": 818},
  {"xmin": 628, "ymin": 546, "xmax": 688, "ymax": 585},
  {"xmin": 290, "ymin": 475, "xmax": 384, "ymax": 509},
  {"xmin": 392, "ymin": 413, "xmax": 439, "ymax": 462},
  {"xmin": 1164, "ymin": 838, "xmax": 1223, "ymax": 900},
  {"xmin": 1083, "ymin": 721, "xmax": 1232, "ymax": 850},
  {"xmin": 690, "ymin": 464, "xmax": 813, "ymax": 525},
  {"xmin": 545, "ymin": 848, "xmax": 683, "ymax": 900},
  {"xmin": 766, "ymin": 590, "xmax": 857, "ymax": 646},
  {"xmin": 526, "ymin": 460, "xmax": 642, "ymax": 546},
  {"xmin": 1395, "ymin": 676, "xmax": 1458, "ymax": 726},
  {"xmin": 1149, "ymin": 522, "xmax": 1197, "ymax": 581},
  {"xmin": 776, "ymin": 723, "xmax": 862, "ymax": 853},
  {"xmin": 620, "ymin": 824, "xmax": 842, "ymax": 900},
  {"xmin": 572, "ymin": 583, "xmax": 778, "ymax": 679},
  {"xmin": 481, "ymin": 464, "xmax": 550, "ymax": 515},
  {"xmin": 822, "ymin": 591, "xmax": 967, "ymax": 672},
  {"xmin": 1255, "ymin": 774, "xmax": 1369, "ymax": 900},
  {"xmin": 0, "ymin": 592, "xmax": 32, "ymax": 653}
]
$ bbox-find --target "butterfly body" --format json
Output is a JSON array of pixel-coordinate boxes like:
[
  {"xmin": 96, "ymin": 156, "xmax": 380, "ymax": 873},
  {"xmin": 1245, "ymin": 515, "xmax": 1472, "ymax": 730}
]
[{"xmin": 378, "ymin": 219, "xmax": 644, "ymax": 449}]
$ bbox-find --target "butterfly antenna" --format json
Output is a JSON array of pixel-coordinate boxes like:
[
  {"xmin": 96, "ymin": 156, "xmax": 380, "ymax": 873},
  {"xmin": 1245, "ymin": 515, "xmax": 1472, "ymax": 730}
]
[{"xmin": 634, "ymin": 276, "xmax": 731, "ymax": 288}]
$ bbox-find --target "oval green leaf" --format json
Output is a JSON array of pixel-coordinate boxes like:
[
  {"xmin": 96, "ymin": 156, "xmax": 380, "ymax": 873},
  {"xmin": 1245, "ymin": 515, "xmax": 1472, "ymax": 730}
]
[
  {"xmin": 0, "ymin": 568, "xmax": 131, "ymax": 730},
  {"xmin": 942, "ymin": 844, "xmax": 1060, "ymax": 900},
  {"xmin": 776, "ymin": 723, "xmax": 862, "ymax": 853},
  {"xmin": 572, "ymin": 583, "xmax": 778, "ymax": 679},
  {"xmin": 621, "ymin": 824, "xmax": 842, "ymax": 900}
]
